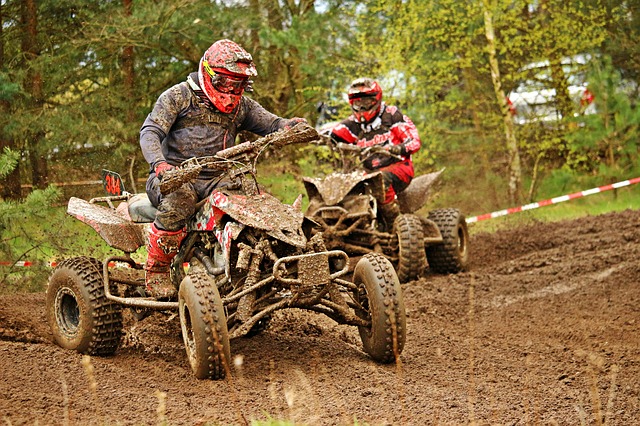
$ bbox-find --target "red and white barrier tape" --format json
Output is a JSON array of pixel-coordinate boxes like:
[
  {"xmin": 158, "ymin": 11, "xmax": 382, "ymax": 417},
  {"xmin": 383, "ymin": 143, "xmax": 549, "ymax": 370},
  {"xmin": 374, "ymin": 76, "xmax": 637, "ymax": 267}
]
[
  {"xmin": 466, "ymin": 176, "xmax": 640, "ymax": 223},
  {"xmin": 0, "ymin": 261, "xmax": 47, "ymax": 267},
  {"xmin": 0, "ymin": 260, "xmax": 191, "ymax": 269}
]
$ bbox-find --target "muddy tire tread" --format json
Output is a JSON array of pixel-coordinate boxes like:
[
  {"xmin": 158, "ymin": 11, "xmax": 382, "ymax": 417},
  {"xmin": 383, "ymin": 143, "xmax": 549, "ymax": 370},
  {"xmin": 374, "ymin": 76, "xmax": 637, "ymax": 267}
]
[
  {"xmin": 394, "ymin": 214, "xmax": 427, "ymax": 282},
  {"xmin": 47, "ymin": 256, "xmax": 123, "ymax": 356},
  {"xmin": 179, "ymin": 263, "xmax": 230, "ymax": 380},
  {"xmin": 354, "ymin": 253, "xmax": 406, "ymax": 363},
  {"xmin": 425, "ymin": 208, "xmax": 469, "ymax": 274}
]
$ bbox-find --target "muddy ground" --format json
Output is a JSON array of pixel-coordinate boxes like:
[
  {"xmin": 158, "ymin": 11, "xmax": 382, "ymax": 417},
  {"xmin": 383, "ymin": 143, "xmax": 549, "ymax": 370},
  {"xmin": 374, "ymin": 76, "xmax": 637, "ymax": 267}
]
[{"xmin": 1, "ymin": 209, "xmax": 639, "ymax": 425}]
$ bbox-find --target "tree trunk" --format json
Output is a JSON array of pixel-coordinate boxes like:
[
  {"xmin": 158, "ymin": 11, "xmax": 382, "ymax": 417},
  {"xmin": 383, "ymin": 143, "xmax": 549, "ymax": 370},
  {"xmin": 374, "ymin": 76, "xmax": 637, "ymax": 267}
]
[
  {"xmin": 21, "ymin": 0, "xmax": 48, "ymax": 189},
  {"xmin": 483, "ymin": 2, "xmax": 522, "ymax": 204},
  {"xmin": 0, "ymin": 2, "xmax": 22, "ymax": 199},
  {"xmin": 122, "ymin": 0, "xmax": 138, "ymax": 192},
  {"xmin": 549, "ymin": 58, "xmax": 574, "ymax": 121}
]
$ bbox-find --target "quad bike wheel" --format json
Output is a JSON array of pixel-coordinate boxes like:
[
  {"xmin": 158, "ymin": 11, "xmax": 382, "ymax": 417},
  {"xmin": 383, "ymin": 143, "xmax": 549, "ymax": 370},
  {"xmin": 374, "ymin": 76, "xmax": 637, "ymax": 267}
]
[
  {"xmin": 425, "ymin": 208, "xmax": 469, "ymax": 274},
  {"xmin": 393, "ymin": 214, "xmax": 427, "ymax": 282},
  {"xmin": 46, "ymin": 257, "xmax": 123, "ymax": 355},
  {"xmin": 178, "ymin": 259, "xmax": 231, "ymax": 380},
  {"xmin": 353, "ymin": 253, "xmax": 406, "ymax": 363}
]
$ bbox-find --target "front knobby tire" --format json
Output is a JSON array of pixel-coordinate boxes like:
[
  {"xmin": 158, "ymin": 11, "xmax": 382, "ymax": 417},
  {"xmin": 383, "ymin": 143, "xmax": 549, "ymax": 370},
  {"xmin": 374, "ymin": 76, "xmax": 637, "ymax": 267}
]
[
  {"xmin": 425, "ymin": 208, "xmax": 469, "ymax": 274},
  {"xmin": 178, "ymin": 260, "xmax": 230, "ymax": 380},
  {"xmin": 353, "ymin": 253, "xmax": 406, "ymax": 363},
  {"xmin": 46, "ymin": 257, "xmax": 123, "ymax": 355},
  {"xmin": 393, "ymin": 214, "xmax": 427, "ymax": 282}
]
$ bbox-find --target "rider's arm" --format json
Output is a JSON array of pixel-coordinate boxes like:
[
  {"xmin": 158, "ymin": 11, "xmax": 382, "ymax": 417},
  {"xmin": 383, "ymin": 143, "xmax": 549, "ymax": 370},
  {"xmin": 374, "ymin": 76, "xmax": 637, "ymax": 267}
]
[
  {"xmin": 329, "ymin": 120, "xmax": 358, "ymax": 144},
  {"xmin": 389, "ymin": 110, "xmax": 421, "ymax": 156},
  {"xmin": 240, "ymin": 97, "xmax": 303, "ymax": 136},
  {"xmin": 140, "ymin": 83, "xmax": 190, "ymax": 170}
]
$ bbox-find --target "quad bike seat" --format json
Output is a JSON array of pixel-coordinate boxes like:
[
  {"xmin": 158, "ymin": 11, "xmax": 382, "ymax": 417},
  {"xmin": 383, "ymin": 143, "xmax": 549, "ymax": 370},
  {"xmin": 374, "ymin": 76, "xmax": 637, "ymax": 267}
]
[{"xmin": 127, "ymin": 193, "xmax": 158, "ymax": 223}]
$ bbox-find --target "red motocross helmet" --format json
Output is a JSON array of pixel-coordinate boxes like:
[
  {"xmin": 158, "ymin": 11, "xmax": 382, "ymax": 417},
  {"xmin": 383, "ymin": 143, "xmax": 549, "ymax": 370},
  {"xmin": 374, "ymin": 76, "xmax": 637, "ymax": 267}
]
[
  {"xmin": 198, "ymin": 39, "xmax": 258, "ymax": 113},
  {"xmin": 348, "ymin": 77, "xmax": 383, "ymax": 123}
]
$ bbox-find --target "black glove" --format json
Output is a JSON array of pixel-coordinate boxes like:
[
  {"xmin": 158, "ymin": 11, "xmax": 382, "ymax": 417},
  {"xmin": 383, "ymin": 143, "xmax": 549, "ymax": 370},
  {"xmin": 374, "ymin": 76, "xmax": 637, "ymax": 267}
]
[{"xmin": 388, "ymin": 144, "xmax": 406, "ymax": 156}]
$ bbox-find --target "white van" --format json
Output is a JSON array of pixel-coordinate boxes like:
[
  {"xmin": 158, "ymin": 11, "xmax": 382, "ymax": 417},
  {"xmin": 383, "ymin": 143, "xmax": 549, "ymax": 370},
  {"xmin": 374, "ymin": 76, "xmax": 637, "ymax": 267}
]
[{"xmin": 508, "ymin": 54, "xmax": 596, "ymax": 125}]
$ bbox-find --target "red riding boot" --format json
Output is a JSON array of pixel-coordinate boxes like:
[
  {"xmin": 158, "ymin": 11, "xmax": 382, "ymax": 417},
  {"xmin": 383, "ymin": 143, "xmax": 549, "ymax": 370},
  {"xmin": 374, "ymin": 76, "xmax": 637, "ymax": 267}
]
[{"xmin": 144, "ymin": 223, "xmax": 186, "ymax": 298}]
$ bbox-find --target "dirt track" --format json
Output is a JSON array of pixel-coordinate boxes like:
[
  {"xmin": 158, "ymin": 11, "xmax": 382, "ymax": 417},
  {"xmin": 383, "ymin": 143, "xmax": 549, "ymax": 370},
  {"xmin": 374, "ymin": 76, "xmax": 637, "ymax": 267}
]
[{"xmin": 1, "ymin": 209, "xmax": 639, "ymax": 425}]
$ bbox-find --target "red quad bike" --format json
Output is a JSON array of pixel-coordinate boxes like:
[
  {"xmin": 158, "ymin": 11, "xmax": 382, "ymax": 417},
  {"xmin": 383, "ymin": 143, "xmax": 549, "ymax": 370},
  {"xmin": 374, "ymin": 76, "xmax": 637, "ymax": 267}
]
[
  {"xmin": 303, "ymin": 137, "xmax": 469, "ymax": 283},
  {"xmin": 46, "ymin": 124, "xmax": 406, "ymax": 379}
]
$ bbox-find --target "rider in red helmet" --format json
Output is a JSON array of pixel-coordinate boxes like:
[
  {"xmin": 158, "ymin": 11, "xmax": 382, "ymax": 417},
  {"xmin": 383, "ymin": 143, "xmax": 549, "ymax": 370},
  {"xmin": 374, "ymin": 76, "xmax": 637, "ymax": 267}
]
[
  {"xmin": 348, "ymin": 78, "xmax": 383, "ymax": 123},
  {"xmin": 331, "ymin": 77, "xmax": 421, "ymax": 226},
  {"xmin": 139, "ymin": 39, "xmax": 306, "ymax": 298},
  {"xmin": 198, "ymin": 39, "xmax": 258, "ymax": 113}
]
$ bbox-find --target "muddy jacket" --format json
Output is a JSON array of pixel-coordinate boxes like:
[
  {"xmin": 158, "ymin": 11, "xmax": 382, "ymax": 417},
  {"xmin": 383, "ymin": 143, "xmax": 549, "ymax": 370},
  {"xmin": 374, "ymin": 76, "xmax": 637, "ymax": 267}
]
[
  {"xmin": 140, "ymin": 72, "xmax": 292, "ymax": 178},
  {"xmin": 330, "ymin": 103, "xmax": 421, "ymax": 171}
]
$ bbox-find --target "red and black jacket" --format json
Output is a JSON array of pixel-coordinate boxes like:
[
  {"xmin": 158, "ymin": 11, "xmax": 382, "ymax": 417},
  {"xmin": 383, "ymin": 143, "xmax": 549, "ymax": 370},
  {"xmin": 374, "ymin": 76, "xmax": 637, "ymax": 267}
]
[{"xmin": 330, "ymin": 103, "xmax": 421, "ymax": 170}]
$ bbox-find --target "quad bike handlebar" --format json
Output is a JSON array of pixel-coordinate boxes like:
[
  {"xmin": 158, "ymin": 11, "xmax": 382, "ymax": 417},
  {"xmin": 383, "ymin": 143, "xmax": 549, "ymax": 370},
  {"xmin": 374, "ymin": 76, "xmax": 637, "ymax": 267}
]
[
  {"xmin": 315, "ymin": 134, "xmax": 402, "ymax": 174},
  {"xmin": 160, "ymin": 122, "xmax": 319, "ymax": 195}
]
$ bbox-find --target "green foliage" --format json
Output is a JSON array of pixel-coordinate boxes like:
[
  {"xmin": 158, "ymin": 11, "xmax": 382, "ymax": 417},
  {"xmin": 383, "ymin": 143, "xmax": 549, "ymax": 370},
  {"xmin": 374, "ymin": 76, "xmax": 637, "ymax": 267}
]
[
  {"xmin": 0, "ymin": 148, "xmax": 19, "ymax": 179},
  {"xmin": 469, "ymin": 178, "xmax": 640, "ymax": 235},
  {"xmin": 0, "ymin": 199, "xmax": 124, "ymax": 293},
  {"xmin": 0, "ymin": 186, "xmax": 61, "ymax": 292},
  {"xmin": 0, "ymin": 72, "xmax": 20, "ymax": 102}
]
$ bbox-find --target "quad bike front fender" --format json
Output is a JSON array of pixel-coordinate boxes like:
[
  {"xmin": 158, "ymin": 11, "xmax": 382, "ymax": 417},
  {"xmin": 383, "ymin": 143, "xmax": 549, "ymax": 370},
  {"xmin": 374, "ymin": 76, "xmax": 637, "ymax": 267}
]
[
  {"xmin": 67, "ymin": 197, "xmax": 146, "ymax": 253},
  {"xmin": 192, "ymin": 190, "xmax": 308, "ymax": 248}
]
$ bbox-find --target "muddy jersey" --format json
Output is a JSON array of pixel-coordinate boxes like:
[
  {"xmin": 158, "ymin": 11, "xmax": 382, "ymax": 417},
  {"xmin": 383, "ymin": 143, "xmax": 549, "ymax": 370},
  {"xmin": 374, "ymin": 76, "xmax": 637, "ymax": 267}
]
[
  {"xmin": 140, "ymin": 72, "xmax": 291, "ymax": 178},
  {"xmin": 330, "ymin": 103, "xmax": 421, "ymax": 170}
]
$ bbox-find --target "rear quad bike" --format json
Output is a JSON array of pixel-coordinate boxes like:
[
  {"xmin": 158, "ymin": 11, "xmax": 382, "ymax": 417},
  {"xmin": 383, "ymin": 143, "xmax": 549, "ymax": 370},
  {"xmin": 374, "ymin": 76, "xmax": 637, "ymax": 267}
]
[
  {"xmin": 303, "ymin": 137, "xmax": 469, "ymax": 283},
  {"xmin": 46, "ymin": 124, "xmax": 406, "ymax": 380}
]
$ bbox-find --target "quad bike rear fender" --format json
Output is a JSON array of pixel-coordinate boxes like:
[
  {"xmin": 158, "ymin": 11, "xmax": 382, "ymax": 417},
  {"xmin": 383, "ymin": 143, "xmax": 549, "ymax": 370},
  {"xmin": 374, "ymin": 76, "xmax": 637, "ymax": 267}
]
[
  {"xmin": 67, "ymin": 197, "xmax": 146, "ymax": 253},
  {"xmin": 397, "ymin": 169, "xmax": 445, "ymax": 214}
]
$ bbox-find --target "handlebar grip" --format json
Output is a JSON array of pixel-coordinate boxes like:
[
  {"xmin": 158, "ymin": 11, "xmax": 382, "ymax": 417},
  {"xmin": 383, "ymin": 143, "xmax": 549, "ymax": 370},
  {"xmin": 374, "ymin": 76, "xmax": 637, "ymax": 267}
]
[{"xmin": 159, "ymin": 163, "xmax": 203, "ymax": 195}]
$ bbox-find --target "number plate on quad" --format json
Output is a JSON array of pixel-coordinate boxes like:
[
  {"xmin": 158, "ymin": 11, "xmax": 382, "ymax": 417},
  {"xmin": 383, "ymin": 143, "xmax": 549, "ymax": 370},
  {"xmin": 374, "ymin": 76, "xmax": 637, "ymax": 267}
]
[{"xmin": 297, "ymin": 253, "xmax": 331, "ymax": 288}]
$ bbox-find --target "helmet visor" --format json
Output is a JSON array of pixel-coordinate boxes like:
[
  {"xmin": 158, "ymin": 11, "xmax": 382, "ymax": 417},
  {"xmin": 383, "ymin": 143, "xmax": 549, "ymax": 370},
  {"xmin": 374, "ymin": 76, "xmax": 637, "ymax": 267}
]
[
  {"xmin": 203, "ymin": 59, "xmax": 250, "ymax": 95},
  {"xmin": 211, "ymin": 73, "xmax": 250, "ymax": 95},
  {"xmin": 350, "ymin": 95, "xmax": 378, "ymax": 112}
]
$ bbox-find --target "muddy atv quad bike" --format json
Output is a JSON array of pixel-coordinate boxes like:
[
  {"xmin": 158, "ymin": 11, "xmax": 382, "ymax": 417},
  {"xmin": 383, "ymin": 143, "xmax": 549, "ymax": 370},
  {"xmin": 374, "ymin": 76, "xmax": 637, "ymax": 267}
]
[
  {"xmin": 303, "ymin": 137, "xmax": 469, "ymax": 283},
  {"xmin": 46, "ymin": 124, "xmax": 406, "ymax": 380}
]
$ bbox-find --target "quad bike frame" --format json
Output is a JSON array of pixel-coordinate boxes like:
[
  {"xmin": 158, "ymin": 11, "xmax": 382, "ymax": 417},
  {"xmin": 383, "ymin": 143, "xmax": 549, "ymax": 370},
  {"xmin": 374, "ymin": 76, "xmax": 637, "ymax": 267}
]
[
  {"xmin": 46, "ymin": 124, "xmax": 407, "ymax": 379},
  {"xmin": 303, "ymin": 140, "xmax": 469, "ymax": 282}
]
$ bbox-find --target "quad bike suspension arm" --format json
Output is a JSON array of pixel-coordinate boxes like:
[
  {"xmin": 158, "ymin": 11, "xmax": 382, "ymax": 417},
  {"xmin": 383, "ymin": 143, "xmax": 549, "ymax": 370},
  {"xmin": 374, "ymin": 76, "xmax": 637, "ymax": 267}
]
[
  {"xmin": 101, "ymin": 255, "xmax": 178, "ymax": 310},
  {"xmin": 313, "ymin": 212, "xmax": 370, "ymax": 238}
]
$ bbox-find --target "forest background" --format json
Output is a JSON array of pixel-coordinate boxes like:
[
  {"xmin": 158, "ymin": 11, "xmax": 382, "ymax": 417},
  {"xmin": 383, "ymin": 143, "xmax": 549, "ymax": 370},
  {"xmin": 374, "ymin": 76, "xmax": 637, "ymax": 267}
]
[{"xmin": 0, "ymin": 0, "xmax": 639, "ymax": 290}]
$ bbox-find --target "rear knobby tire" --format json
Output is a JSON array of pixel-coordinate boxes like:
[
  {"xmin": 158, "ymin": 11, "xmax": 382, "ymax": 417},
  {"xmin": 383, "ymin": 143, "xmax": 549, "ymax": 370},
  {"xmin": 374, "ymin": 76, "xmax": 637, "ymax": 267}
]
[
  {"xmin": 178, "ymin": 260, "xmax": 231, "ymax": 380},
  {"xmin": 425, "ymin": 208, "xmax": 469, "ymax": 274},
  {"xmin": 46, "ymin": 256, "xmax": 123, "ymax": 355},
  {"xmin": 353, "ymin": 253, "xmax": 406, "ymax": 363},
  {"xmin": 393, "ymin": 214, "xmax": 427, "ymax": 282}
]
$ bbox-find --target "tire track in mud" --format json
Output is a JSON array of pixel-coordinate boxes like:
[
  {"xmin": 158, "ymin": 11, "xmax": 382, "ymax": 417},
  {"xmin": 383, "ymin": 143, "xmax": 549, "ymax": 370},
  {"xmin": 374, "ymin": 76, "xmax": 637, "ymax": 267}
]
[{"xmin": 484, "ymin": 264, "xmax": 625, "ymax": 308}]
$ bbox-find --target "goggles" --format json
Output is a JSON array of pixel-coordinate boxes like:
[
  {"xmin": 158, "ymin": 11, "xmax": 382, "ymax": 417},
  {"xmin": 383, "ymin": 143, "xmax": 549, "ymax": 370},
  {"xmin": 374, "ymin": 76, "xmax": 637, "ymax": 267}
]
[
  {"xmin": 203, "ymin": 60, "xmax": 251, "ymax": 95},
  {"xmin": 349, "ymin": 95, "xmax": 378, "ymax": 112}
]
